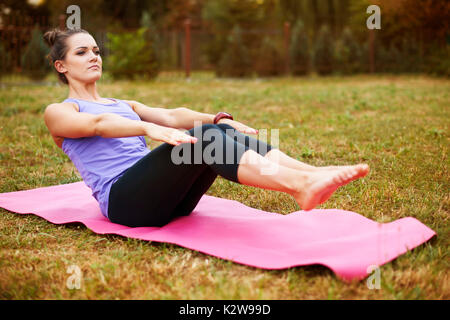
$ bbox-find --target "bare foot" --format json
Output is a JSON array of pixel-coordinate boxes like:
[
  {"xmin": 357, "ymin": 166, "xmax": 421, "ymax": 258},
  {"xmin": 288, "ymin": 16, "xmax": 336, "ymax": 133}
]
[
  {"xmin": 314, "ymin": 165, "xmax": 358, "ymax": 171},
  {"xmin": 292, "ymin": 164, "xmax": 370, "ymax": 211}
]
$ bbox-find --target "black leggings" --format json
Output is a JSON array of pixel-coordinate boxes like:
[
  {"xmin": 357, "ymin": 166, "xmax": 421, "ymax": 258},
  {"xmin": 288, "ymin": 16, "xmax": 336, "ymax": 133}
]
[{"xmin": 107, "ymin": 123, "xmax": 274, "ymax": 227}]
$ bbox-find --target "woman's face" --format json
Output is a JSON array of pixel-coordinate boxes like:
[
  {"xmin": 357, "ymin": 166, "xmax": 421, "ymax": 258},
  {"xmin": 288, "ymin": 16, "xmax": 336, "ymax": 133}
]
[{"xmin": 55, "ymin": 33, "xmax": 102, "ymax": 84}]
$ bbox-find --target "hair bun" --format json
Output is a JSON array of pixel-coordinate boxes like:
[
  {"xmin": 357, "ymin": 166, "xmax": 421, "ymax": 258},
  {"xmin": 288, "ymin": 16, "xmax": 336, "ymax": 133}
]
[{"xmin": 43, "ymin": 29, "xmax": 60, "ymax": 47}]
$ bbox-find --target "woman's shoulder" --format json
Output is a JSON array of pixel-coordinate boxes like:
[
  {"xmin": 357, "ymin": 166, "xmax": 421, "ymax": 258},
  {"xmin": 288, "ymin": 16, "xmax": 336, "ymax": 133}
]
[{"xmin": 47, "ymin": 100, "xmax": 79, "ymax": 112}]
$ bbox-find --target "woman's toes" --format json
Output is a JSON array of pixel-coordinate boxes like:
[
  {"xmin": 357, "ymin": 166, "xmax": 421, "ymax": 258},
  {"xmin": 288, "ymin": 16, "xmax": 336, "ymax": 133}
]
[{"xmin": 358, "ymin": 164, "xmax": 369, "ymax": 176}]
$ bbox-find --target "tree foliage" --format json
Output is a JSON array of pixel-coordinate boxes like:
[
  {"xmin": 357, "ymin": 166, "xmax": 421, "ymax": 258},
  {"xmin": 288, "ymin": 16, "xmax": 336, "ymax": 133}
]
[
  {"xmin": 217, "ymin": 25, "xmax": 251, "ymax": 78},
  {"xmin": 314, "ymin": 25, "xmax": 334, "ymax": 75},
  {"xmin": 21, "ymin": 27, "xmax": 51, "ymax": 80},
  {"xmin": 289, "ymin": 20, "xmax": 310, "ymax": 75},
  {"xmin": 334, "ymin": 28, "xmax": 362, "ymax": 74},
  {"xmin": 2, "ymin": 0, "xmax": 448, "ymax": 76},
  {"xmin": 0, "ymin": 41, "xmax": 13, "ymax": 78},
  {"xmin": 255, "ymin": 36, "xmax": 284, "ymax": 77},
  {"xmin": 104, "ymin": 28, "xmax": 160, "ymax": 80}
]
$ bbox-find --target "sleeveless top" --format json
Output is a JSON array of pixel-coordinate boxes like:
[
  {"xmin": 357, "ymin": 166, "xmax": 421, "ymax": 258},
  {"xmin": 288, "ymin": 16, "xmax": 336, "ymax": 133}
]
[{"xmin": 61, "ymin": 98, "xmax": 151, "ymax": 218}]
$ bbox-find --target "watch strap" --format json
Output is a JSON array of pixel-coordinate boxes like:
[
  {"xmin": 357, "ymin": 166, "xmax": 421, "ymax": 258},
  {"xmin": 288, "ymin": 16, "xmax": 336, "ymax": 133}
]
[{"xmin": 213, "ymin": 112, "xmax": 233, "ymax": 124}]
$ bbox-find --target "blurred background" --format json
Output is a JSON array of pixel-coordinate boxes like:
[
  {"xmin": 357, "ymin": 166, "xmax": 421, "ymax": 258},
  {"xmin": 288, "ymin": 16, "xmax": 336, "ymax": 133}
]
[
  {"xmin": 0, "ymin": 0, "xmax": 449, "ymax": 84},
  {"xmin": 0, "ymin": 1, "xmax": 448, "ymax": 299}
]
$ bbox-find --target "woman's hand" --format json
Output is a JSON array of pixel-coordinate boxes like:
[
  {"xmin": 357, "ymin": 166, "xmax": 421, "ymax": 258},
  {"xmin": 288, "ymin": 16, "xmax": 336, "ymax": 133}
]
[
  {"xmin": 216, "ymin": 118, "xmax": 258, "ymax": 135},
  {"xmin": 144, "ymin": 123, "xmax": 197, "ymax": 146}
]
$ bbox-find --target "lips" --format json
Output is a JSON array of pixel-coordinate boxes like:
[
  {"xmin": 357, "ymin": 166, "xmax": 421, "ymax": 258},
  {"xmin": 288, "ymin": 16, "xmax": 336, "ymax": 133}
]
[{"xmin": 88, "ymin": 65, "xmax": 100, "ymax": 70}]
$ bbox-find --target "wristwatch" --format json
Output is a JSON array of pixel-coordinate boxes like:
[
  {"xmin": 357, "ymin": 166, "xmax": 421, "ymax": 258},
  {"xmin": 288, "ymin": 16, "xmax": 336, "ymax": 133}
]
[{"xmin": 213, "ymin": 112, "xmax": 233, "ymax": 124}]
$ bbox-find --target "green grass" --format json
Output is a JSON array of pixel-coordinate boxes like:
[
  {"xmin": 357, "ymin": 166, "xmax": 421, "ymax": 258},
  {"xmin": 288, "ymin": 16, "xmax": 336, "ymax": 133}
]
[{"xmin": 0, "ymin": 72, "xmax": 449, "ymax": 299}]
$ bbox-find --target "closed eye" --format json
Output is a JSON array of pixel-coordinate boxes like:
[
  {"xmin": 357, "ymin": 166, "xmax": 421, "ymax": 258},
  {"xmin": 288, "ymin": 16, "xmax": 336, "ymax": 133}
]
[{"xmin": 77, "ymin": 50, "xmax": 101, "ymax": 55}]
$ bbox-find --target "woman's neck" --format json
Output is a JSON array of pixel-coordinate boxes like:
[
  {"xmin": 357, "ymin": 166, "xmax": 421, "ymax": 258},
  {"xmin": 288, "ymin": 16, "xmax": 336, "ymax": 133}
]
[{"xmin": 68, "ymin": 81, "xmax": 102, "ymax": 102}]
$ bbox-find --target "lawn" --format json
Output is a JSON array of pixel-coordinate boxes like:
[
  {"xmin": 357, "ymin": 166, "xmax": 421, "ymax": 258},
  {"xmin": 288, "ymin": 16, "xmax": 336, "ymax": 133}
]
[{"xmin": 0, "ymin": 72, "xmax": 448, "ymax": 299}]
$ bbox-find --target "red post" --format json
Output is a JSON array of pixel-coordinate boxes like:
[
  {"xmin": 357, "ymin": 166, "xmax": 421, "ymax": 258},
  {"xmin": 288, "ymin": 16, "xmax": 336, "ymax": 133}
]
[
  {"xmin": 369, "ymin": 29, "xmax": 375, "ymax": 73},
  {"xmin": 284, "ymin": 21, "xmax": 290, "ymax": 75},
  {"xmin": 184, "ymin": 19, "xmax": 191, "ymax": 79}
]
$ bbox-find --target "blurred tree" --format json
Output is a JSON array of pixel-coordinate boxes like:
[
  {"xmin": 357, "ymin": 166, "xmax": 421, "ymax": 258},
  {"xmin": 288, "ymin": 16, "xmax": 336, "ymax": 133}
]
[
  {"xmin": 163, "ymin": 0, "xmax": 206, "ymax": 29},
  {"xmin": 21, "ymin": 27, "xmax": 51, "ymax": 80},
  {"xmin": 140, "ymin": 10, "xmax": 162, "ymax": 66},
  {"xmin": 311, "ymin": 0, "xmax": 320, "ymax": 33},
  {"xmin": 278, "ymin": 0, "xmax": 308, "ymax": 26},
  {"xmin": 347, "ymin": 0, "xmax": 373, "ymax": 41},
  {"xmin": 104, "ymin": 28, "xmax": 159, "ymax": 80},
  {"xmin": 374, "ymin": 0, "xmax": 449, "ymax": 76},
  {"xmin": 0, "ymin": 41, "xmax": 13, "ymax": 78},
  {"xmin": 334, "ymin": 28, "xmax": 362, "ymax": 74},
  {"xmin": 255, "ymin": 36, "xmax": 284, "ymax": 77},
  {"xmin": 348, "ymin": 0, "xmax": 449, "ymax": 75},
  {"xmin": 279, "ymin": 0, "xmax": 351, "ymax": 39},
  {"xmin": 400, "ymin": 37, "xmax": 421, "ymax": 73},
  {"xmin": 335, "ymin": 0, "xmax": 350, "ymax": 34},
  {"xmin": 42, "ymin": 0, "xmax": 115, "ymax": 31},
  {"xmin": 279, "ymin": 0, "xmax": 320, "ymax": 37},
  {"xmin": 217, "ymin": 25, "xmax": 251, "ymax": 77},
  {"xmin": 289, "ymin": 20, "xmax": 310, "ymax": 75},
  {"xmin": 422, "ymin": 46, "xmax": 450, "ymax": 77},
  {"xmin": 379, "ymin": 44, "xmax": 401, "ymax": 73},
  {"xmin": 314, "ymin": 25, "xmax": 334, "ymax": 75},
  {"xmin": 372, "ymin": 0, "xmax": 449, "ymax": 47},
  {"xmin": 2, "ymin": 0, "xmax": 448, "ymax": 76},
  {"xmin": 327, "ymin": 0, "xmax": 336, "ymax": 35},
  {"xmin": 359, "ymin": 40, "xmax": 370, "ymax": 73},
  {"xmin": 1, "ymin": 0, "xmax": 50, "ymax": 21},
  {"xmin": 201, "ymin": 0, "xmax": 229, "ymax": 67},
  {"xmin": 99, "ymin": 0, "xmax": 155, "ymax": 29},
  {"xmin": 202, "ymin": 0, "xmax": 273, "ymax": 70},
  {"xmin": 202, "ymin": 0, "xmax": 280, "ymax": 32}
]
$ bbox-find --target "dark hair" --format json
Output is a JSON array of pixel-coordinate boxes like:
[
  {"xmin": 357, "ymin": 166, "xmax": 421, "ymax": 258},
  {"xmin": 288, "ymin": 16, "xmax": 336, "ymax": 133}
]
[{"xmin": 43, "ymin": 28, "xmax": 90, "ymax": 85}]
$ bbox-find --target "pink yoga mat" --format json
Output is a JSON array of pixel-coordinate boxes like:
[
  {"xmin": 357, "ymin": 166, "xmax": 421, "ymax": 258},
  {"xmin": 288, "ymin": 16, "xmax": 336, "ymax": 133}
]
[{"xmin": 0, "ymin": 181, "xmax": 435, "ymax": 282}]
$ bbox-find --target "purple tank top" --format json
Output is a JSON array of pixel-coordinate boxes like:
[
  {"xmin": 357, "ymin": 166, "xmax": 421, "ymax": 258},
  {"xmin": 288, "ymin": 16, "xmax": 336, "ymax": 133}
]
[{"xmin": 61, "ymin": 98, "xmax": 151, "ymax": 218}]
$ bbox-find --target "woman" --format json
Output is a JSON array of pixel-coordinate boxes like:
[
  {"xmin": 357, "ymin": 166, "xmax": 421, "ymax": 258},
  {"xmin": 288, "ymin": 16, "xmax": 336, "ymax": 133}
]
[{"xmin": 43, "ymin": 28, "xmax": 369, "ymax": 228}]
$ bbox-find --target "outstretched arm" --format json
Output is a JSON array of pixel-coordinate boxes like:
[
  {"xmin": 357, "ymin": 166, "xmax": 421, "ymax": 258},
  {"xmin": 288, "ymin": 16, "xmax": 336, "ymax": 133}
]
[
  {"xmin": 169, "ymin": 107, "xmax": 258, "ymax": 134},
  {"xmin": 123, "ymin": 100, "xmax": 183, "ymax": 128},
  {"xmin": 170, "ymin": 107, "xmax": 215, "ymax": 129},
  {"xmin": 125, "ymin": 100, "xmax": 216, "ymax": 129},
  {"xmin": 125, "ymin": 100, "xmax": 257, "ymax": 134}
]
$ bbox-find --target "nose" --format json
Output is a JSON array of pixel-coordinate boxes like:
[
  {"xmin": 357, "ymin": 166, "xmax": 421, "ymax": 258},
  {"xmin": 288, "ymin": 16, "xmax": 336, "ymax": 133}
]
[{"xmin": 88, "ymin": 50, "xmax": 98, "ymax": 61}]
